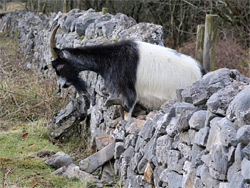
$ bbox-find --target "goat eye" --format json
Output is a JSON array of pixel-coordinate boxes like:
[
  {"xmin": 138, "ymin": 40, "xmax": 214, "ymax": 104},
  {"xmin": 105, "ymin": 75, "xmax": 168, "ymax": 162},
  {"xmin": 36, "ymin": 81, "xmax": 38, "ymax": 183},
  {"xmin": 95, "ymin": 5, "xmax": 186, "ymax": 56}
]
[{"xmin": 57, "ymin": 64, "xmax": 64, "ymax": 71}]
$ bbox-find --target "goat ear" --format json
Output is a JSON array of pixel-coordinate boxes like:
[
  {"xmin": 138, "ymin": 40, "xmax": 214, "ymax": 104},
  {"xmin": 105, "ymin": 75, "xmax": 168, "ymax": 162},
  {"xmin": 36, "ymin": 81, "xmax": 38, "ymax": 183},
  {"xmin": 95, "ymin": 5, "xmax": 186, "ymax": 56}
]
[
  {"xmin": 53, "ymin": 48, "xmax": 64, "ymax": 59},
  {"xmin": 57, "ymin": 64, "xmax": 64, "ymax": 71},
  {"xmin": 54, "ymin": 48, "xmax": 70, "ymax": 59}
]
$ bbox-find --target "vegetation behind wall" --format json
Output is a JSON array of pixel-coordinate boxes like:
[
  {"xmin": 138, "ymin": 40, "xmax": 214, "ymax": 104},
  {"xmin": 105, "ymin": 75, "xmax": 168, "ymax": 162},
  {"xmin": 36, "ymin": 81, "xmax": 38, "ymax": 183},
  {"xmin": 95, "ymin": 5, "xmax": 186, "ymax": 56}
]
[{"xmin": 0, "ymin": 0, "xmax": 249, "ymax": 75}]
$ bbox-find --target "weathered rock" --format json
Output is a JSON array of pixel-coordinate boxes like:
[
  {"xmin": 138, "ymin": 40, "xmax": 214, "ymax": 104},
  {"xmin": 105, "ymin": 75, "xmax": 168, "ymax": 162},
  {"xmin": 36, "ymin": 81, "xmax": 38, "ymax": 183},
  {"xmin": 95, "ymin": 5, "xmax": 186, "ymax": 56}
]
[
  {"xmin": 227, "ymin": 162, "xmax": 241, "ymax": 181},
  {"xmin": 144, "ymin": 162, "xmax": 154, "ymax": 185},
  {"xmin": 235, "ymin": 143, "xmax": 245, "ymax": 163},
  {"xmin": 219, "ymin": 182, "xmax": 229, "ymax": 188},
  {"xmin": 124, "ymin": 134, "xmax": 137, "ymax": 149},
  {"xmin": 242, "ymin": 143, "xmax": 250, "ymax": 160},
  {"xmin": 182, "ymin": 161, "xmax": 196, "ymax": 188},
  {"xmin": 160, "ymin": 169, "xmax": 183, "ymax": 188},
  {"xmin": 79, "ymin": 141, "xmax": 115, "ymax": 173},
  {"xmin": 173, "ymin": 131, "xmax": 193, "ymax": 148},
  {"xmin": 125, "ymin": 175, "xmax": 152, "ymax": 188},
  {"xmin": 206, "ymin": 82, "xmax": 246, "ymax": 116},
  {"xmin": 114, "ymin": 142, "xmax": 124, "ymax": 159},
  {"xmin": 125, "ymin": 119, "xmax": 144, "ymax": 135},
  {"xmin": 143, "ymin": 136, "xmax": 157, "ymax": 164},
  {"xmin": 228, "ymin": 171, "xmax": 245, "ymax": 188},
  {"xmin": 135, "ymin": 136, "xmax": 147, "ymax": 153},
  {"xmin": 236, "ymin": 125, "xmax": 250, "ymax": 145},
  {"xmin": 189, "ymin": 110, "xmax": 206, "ymax": 130},
  {"xmin": 137, "ymin": 157, "xmax": 148, "ymax": 175},
  {"xmin": 120, "ymin": 22, "xmax": 164, "ymax": 45},
  {"xmin": 241, "ymin": 158, "xmax": 250, "ymax": 180},
  {"xmin": 191, "ymin": 144, "xmax": 206, "ymax": 167},
  {"xmin": 37, "ymin": 150, "xmax": 56, "ymax": 158},
  {"xmin": 49, "ymin": 98, "xmax": 87, "ymax": 139},
  {"xmin": 206, "ymin": 117, "xmax": 237, "ymax": 151},
  {"xmin": 114, "ymin": 158, "xmax": 121, "ymax": 176},
  {"xmin": 204, "ymin": 110, "xmax": 218, "ymax": 127},
  {"xmin": 199, "ymin": 164, "xmax": 220, "ymax": 188},
  {"xmin": 202, "ymin": 144, "xmax": 229, "ymax": 180},
  {"xmin": 194, "ymin": 127, "xmax": 210, "ymax": 147},
  {"xmin": 181, "ymin": 68, "xmax": 250, "ymax": 107},
  {"xmin": 121, "ymin": 146, "xmax": 135, "ymax": 163},
  {"xmin": 95, "ymin": 136, "xmax": 114, "ymax": 151},
  {"xmin": 226, "ymin": 86, "xmax": 250, "ymax": 125},
  {"xmin": 193, "ymin": 177, "xmax": 204, "ymax": 188},
  {"xmin": 166, "ymin": 102, "xmax": 198, "ymax": 136},
  {"xmin": 167, "ymin": 150, "xmax": 185, "ymax": 173},
  {"xmin": 178, "ymin": 143, "xmax": 192, "ymax": 160},
  {"xmin": 112, "ymin": 121, "xmax": 127, "ymax": 141},
  {"xmin": 181, "ymin": 81, "xmax": 208, "ymax": 106},
  {"xmin": 101, "ymin": 162, "xmax": 115, "ymax": 184},
  {"xmin": 130, "ymin": 152, "xmax": 142, "ymax": 172},
  {"xmin": 63, "ymin": 164, "xmax": 102, "ymax": 186},
  {"xmin": 138, "ymin": 119, "xmax": 155, "ymax": 141},
  {"xmin": 153, "ymin": 165, "xmax": 164, "ymax": 187},
  {"xmin": 45, "ymin": 151, "xmax": 73, "ymax": 169}
]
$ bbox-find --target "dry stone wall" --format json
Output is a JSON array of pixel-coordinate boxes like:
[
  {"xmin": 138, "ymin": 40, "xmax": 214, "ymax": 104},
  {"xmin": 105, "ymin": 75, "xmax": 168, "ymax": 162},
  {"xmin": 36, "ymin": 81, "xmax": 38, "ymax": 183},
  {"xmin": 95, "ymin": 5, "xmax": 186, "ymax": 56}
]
[{"xmin": 1, "ymin": 10, "xmax": 250, "ymax": 188}]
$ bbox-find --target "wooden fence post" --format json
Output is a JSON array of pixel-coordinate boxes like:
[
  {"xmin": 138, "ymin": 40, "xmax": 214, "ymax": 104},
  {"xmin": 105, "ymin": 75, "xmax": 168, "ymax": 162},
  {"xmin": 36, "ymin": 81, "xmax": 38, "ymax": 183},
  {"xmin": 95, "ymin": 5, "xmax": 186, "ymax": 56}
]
[
  {"xmin": 195, "ymin": 24, "xmax": 205, "ymax": 65},
  {"xmin": 102, "ymin": 7, "xmax": 108, "ymax": 14},
  {"xmin": 203, "ymin": 14, "xmax": 218, "ymax": 71},
  {"xmin": 63, "ymin": 0, "xmax": 67, "ymax": 13}
]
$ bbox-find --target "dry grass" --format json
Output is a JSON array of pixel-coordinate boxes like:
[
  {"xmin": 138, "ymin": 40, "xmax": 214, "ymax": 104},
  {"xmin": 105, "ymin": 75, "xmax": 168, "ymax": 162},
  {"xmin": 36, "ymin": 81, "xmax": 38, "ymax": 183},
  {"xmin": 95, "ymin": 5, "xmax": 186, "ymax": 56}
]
[
  {"xmin": 0, "ymin": 1, "xmax": 25, "ymax": 13},
  {"xmin": 177, "ymin": 37, "xmax": 250, "ymax": 77},
  {"xmin": 0, "ymin": 33, "xmax": 68, "ymax": 127},
  {"xmin": 0, "ymin": 32, "xmax": 90, "ymax": 188}
]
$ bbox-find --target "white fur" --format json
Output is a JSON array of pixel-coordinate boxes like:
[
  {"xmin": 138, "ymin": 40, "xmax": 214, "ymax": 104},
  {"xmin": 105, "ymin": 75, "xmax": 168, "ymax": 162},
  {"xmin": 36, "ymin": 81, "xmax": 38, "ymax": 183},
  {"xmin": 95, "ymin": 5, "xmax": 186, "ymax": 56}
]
[{"xmin": 135, "ymin": 41, "xmax": 202, "ymax": 109}]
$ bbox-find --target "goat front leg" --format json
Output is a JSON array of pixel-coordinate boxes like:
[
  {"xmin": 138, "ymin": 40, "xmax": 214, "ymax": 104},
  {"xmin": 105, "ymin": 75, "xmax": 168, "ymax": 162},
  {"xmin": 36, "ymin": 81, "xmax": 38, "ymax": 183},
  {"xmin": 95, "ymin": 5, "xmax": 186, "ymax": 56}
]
[{"xmin": 122, "ymin": 88, "xmax": 137, "ymax": 121}]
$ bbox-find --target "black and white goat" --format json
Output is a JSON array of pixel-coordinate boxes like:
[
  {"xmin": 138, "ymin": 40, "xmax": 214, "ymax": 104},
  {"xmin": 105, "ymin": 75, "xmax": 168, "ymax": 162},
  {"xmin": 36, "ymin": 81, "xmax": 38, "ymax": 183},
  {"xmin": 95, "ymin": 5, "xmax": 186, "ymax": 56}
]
[{"xmin": 50, "ymin": 25, "xmax": 206, "ymax": 120}]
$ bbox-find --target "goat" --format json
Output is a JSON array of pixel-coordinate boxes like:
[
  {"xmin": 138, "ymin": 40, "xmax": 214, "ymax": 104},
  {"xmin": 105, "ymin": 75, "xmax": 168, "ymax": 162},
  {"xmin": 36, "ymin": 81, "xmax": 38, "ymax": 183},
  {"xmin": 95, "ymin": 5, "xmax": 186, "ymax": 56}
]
[{"xmin": 50, "ymin": 25, "xmax": 206, "ymax": 120}]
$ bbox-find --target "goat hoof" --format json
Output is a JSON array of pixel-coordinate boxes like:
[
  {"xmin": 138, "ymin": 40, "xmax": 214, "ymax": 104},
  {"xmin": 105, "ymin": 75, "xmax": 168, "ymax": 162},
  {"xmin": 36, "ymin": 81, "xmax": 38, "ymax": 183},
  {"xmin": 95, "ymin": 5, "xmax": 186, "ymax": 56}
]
[{"xmin": 105, "ymin": 98, "xmax": 122, "ymax": 107}]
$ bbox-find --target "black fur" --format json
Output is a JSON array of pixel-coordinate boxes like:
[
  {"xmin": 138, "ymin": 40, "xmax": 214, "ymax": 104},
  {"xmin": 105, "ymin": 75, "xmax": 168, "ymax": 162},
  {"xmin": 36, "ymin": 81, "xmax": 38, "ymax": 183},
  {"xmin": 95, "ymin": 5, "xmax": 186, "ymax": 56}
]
[{"xmin": 52, "ymin": 40, "xmax": 139, "ymax": 112}]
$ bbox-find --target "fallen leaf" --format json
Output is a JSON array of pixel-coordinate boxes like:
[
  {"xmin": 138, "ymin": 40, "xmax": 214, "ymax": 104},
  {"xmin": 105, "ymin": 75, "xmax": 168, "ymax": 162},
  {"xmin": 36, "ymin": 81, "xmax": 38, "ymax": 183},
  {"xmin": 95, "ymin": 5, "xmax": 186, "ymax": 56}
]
[{"xmin": 21, "ymin": 133, "xmax": 28, "ymax": 139}]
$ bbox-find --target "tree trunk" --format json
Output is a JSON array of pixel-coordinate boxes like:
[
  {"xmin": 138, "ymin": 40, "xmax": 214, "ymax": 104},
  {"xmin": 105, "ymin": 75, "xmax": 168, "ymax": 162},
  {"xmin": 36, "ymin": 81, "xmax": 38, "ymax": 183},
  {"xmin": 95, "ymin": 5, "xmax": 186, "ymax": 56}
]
[
  {"xmin": 63, "ymin": 0, "xmax": 67, "ymax": 13},
  {"xmin": 195, "ymin": 24, "xmax": 205, "ymax": 65},
  {"xmin": 37, "ymin": 0, "xmax": 41, "ymax": 12},
  {"xmin": 4, "ymin": 0, "xmax": 7, "ymax": 11}
]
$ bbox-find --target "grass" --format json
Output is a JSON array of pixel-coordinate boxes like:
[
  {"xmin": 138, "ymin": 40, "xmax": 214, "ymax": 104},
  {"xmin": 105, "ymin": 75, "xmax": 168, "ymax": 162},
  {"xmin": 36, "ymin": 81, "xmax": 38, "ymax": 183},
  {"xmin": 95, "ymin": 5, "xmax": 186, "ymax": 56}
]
[
  {"xmin": 0, "ymin": 33, "xmax": 88, "ymax": 187},
  {"xmin": 0, "ymin": 120, "xmax": 85, "ymax": 188}
]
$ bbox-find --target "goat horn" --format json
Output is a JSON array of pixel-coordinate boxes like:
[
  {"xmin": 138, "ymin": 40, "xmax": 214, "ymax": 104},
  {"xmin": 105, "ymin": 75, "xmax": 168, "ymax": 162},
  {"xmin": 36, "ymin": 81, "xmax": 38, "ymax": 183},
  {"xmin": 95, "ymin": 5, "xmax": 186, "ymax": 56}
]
[{"xmin": 50, "ymin": 25, "xmax": 60, "ymax": 59}]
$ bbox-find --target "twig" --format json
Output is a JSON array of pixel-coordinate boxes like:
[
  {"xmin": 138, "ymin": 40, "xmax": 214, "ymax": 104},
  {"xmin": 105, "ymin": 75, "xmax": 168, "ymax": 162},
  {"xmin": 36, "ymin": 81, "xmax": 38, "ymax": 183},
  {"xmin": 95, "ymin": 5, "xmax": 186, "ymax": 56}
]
[
  {"xmin": 1, "ymin": 162, "xmax": 6, "ymax": 188},
  {"xmin": 11, "ymin": 94, "xmax": 20, "ymax": 109}
]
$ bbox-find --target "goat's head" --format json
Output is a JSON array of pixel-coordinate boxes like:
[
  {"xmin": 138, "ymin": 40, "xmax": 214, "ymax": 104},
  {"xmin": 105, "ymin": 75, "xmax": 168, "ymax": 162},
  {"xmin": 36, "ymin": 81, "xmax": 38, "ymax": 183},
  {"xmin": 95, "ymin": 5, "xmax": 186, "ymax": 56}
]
[{"xmin": 50, "ymin": 25, "xmax": 88, "ymax": 95}]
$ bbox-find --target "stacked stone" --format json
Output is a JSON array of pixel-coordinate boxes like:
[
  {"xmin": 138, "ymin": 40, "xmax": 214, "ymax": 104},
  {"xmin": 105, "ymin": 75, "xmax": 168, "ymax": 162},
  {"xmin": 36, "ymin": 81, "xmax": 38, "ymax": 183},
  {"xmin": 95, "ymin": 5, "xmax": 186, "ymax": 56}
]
[{"xmin": 113, "ymin": 68, "xmax": 250, "ymax": 188}]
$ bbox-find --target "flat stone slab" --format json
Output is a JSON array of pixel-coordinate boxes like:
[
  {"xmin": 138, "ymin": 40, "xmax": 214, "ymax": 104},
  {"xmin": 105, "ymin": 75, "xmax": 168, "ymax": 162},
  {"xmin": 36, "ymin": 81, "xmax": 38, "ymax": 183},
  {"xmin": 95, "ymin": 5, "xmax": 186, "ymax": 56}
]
[{"xmin": 79, "ymin": 141, "xmax": 115, "ymax": 173}]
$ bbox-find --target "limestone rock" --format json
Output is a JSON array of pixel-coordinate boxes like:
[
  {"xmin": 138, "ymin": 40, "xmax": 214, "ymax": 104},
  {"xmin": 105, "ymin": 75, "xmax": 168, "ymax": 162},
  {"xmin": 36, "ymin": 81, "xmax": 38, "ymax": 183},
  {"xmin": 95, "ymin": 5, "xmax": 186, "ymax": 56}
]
[
  {"xmin": 207, "ymin": 82, "xmax": 246, "ymax": 116},
  {"xmin": 79, "ymin": 141, "xmax": 115, "ymax": 173},
  {"xmin": 241, "ymin": 158, "xmax": 250, "ymax": 180},
  {"xmin": 228, "ymin": 171, "xmax": 245, "ymax": 188},
  {"xmin": 236, "ymin": 125, "xmax": 250, "ymax": 145},
  {"xmin": 144, "ymin": 162, "xmax": 154, "ymax": 185},
  {"xmin": 45, "ymin": 151, "xmax": 73, "ymax": 169},
  {"xmin": 206, "ymin": 117, "xmax": 237, "ymax": 151},
  {"xmin": 242, "ymin": 144, "xmax": 250, "ymax": 160},
  {"xmin": 114, "ymin": 142, "xmax": 124, "ymax": 159},
  {"xmin": 189, "ymin": 110, "xmax": 206, "ymax": 130},
  {"xmin": 226, "ymin": 86, "xmax": 250, "ymax": 125}
]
